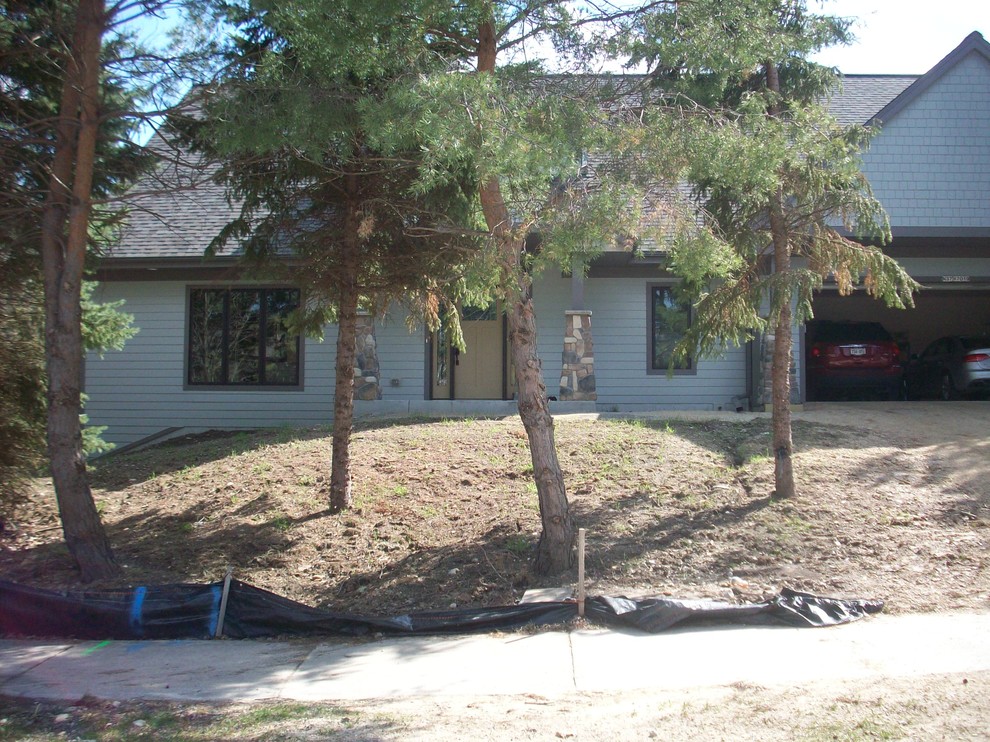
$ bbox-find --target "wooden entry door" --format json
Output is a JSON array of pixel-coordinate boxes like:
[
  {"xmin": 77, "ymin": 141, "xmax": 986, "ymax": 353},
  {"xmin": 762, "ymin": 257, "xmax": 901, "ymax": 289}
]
[
  {"xmin": 431, "ymin": 304, "xmax": 505, "ymax": 400},
  {"xmin": 455, "ymin": 304, "xmax": 503, "ymax": 399}
]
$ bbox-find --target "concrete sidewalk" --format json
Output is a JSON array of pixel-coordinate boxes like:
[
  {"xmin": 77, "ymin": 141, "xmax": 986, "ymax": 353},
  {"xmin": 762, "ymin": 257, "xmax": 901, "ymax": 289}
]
[{"xmin": 1, "ymin": 611, "xmax": 988, "ymax": 703}]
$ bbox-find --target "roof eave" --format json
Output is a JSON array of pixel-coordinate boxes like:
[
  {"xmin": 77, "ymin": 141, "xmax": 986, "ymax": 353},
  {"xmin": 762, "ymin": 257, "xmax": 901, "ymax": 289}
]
[{"xmin": 94, "ymin": 254, "xmax": 303, "ymax": 282}]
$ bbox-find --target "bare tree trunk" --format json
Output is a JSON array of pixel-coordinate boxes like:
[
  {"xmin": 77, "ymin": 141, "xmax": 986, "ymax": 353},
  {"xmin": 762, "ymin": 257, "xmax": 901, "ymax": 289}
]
[
  {"xmin": 475, "ymin": 20, "xmax": 575, "ymax": 575},
  {"xmin": 764, "ymin": 61, "xmax": 796, "ymax": 499},
  {"xmin": 40, "ymin": 0, "xmax": 118, "ymax": 581},
  {"xmin": 329, "ymin": 200, "xmax": 361, "ymax": 513},
  {"xmin": 507, "ymin": 284, "xmax": 575, "ymax": 575},
  {"xmin": 768, "ymin": 194, "xmax": 796, "ymax": 499}
]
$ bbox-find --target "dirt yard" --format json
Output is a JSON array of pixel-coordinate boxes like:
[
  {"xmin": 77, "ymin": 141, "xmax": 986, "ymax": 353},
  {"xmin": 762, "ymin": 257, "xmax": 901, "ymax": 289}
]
[{"xmin": 2, "ymin": 402, "xmax": 987, "ymax": 616}]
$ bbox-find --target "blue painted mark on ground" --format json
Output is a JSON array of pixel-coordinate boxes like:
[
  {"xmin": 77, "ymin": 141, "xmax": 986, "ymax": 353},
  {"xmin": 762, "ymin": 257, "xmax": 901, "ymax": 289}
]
[
  {"xmin": 129, "ymin": 586, "xmax": 147, "ymax": 637},
  {"xmin": 207, "ymin": 585, "xmax": 222, "ymax": 637}
]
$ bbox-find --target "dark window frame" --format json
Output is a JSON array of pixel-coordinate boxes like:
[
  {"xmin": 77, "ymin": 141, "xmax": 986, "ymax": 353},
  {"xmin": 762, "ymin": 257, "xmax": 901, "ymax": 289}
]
[
  {"xmin": 647, "ymin": 283, "xmax": 696, "ymax": 376},
  {"xmin": 184, "ymin": 286, "xmax": 303, "ymax": 390}
]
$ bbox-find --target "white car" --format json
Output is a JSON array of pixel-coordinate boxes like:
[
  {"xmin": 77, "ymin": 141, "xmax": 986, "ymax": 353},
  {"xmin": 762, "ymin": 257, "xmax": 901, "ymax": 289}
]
[{"xmin": 906, "ymin": 336, "xmax": 990, "ymax": 400}]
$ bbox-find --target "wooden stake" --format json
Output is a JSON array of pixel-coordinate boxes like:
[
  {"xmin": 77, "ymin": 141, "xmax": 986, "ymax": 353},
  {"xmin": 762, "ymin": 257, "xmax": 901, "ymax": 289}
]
[
  {"xmin": 577, "ymin": 528, "xmax": 586, "ymax": 618},
  {"xmin": 214, "ymin": 567, "xmax": 233, "ymax": 639}
]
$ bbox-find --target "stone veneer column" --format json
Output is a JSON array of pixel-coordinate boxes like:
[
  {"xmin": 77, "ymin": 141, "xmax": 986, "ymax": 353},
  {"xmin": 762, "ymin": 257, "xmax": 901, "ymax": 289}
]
[
  {"xmin": 559, "ymin": 310, "xmax": 596, "ymax": 401},
  {"xmin": 354, "ymin": 311, "xmax": 381, "ymax": 401}
]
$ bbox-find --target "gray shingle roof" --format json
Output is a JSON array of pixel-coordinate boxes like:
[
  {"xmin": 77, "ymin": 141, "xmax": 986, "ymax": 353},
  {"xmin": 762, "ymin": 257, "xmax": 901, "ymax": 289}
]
[
  {"xmin": 826, "ymin": 75, "xmax": 918, "ymax": 126},
  {"xmin": 107, "ymin": 156, "xmax": 243, "ymax": 260}
]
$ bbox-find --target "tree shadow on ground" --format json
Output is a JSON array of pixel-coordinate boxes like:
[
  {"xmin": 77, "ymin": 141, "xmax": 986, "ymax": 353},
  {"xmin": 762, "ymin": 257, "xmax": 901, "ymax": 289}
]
[
  {"xmin": 91, "ymin": 415, "xmax": 521, "ymax": 492},
  {"xmin": 17, "ymin": 409, "xmax": 987, "ymax": 615},
  {"xmin": 0, "ymin": 499, "xmax": 301, "ymax": 589},
  {"xmin": 608, "ymin": 416, "xmax": 870, "ymax": 466},
  {"xmin": 311, "ymin": 522, "xmax": 534, "ymax": 614},
  {"xmin": 90, "ymin": 427, "xmax": 329, "ymax": 491},
  {"xmin": 573, "ymin": 492, "xmax": 776, "ymax": 580},
  {"xmin": 309, "ymin": 486, "xmax": 779, "ymax": 615},
  {"xmin": 803, "ymin": 415, "xmax": 990, "ymax": 529},
  {"xmin": 934, "ymin": 491, "xmax": 990, "ymax": 526},
  {"xmin": 111, "ymin": 503, "xmax": 301, "ymax": 578}
]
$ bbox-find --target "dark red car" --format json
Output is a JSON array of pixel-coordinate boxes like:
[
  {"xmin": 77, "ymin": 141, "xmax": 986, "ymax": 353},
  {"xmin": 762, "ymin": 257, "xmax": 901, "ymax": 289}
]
[{"xmin": 806, "ymin": 320, "xmax": 903, "ymax": 401}]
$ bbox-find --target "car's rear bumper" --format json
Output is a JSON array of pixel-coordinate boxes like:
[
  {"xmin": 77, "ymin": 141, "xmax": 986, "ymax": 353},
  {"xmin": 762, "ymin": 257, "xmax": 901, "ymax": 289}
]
[
  {"xmin": 809, "ymin": 367, "xmax": 903, "ymax": 397},
  {"xmin": 810, "ymin": 368, "xmax": 902, "ymax": 387},
  {"xmin": 962, "ymin": 371, "xmax": 990, "ymax": 391}
]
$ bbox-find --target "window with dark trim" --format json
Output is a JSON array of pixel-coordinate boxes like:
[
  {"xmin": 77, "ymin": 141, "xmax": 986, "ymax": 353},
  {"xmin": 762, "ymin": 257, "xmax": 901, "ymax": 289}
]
[
  {"xmin": 188, "ymin": 288, "xmax": 300, "ymax": 386},
  {"xmin": 649, "ymin": 285, "xmax": 692, "ymax": 372}
]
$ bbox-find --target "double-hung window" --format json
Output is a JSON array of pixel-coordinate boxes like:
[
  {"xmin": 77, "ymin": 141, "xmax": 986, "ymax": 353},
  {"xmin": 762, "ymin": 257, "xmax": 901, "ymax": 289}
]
[
  {"xmin": 649, "ymin": 285, "xmax": 693, "ymax": 373},
  {"xmin": 187, "ymin": 287, "xmax": 301, "ymax": 387}
]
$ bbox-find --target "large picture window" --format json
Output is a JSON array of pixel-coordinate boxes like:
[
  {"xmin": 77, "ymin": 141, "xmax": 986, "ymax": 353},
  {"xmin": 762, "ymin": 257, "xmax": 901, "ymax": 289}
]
[
  {"xmin": 649, "ymin": 285, "xmax": 692, "ymax": 372},
  {"xmin": 188, "ymin": 288, "xmax": 300, "ymax": 386}
]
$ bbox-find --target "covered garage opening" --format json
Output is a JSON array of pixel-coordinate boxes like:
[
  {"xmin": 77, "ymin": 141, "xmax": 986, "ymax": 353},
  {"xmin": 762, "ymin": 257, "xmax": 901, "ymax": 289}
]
[
  {"xmin": 810, "ymin": 285, "xmax": 990, "ymax": 359},
  {"xmin": 805, "ymin": 279, "xmax": 990, "ymax": 402}
]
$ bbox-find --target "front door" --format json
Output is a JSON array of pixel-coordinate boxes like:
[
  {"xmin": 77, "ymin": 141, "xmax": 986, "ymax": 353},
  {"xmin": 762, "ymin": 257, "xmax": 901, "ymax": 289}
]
[
  {"xmin": 455, "ymin": 304, "xmax": 503, "ymax": 399},
  {"xmin": 431, "ymin": 304, "xmax": 506, "ymax": 399}
]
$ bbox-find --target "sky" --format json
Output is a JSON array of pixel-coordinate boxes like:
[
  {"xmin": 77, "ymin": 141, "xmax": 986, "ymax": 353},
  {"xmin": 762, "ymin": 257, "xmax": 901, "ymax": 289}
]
[
  {"xmin": 129, "ymin": 1, "xmax": 989, "ymax": 77},
  {"xmin": 810, "ymin": 0, "xmax": 989, "ymax": 74}
]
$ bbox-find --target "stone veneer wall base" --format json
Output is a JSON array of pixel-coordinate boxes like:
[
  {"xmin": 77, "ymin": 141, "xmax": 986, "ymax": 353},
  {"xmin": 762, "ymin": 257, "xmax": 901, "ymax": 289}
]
[{"xmin": 354, "ymin": 312, "xmax": 381, "ymax": 401}]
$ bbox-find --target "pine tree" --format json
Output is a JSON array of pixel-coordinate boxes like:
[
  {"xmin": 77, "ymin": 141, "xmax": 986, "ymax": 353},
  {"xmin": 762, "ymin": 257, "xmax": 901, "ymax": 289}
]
[
  {"xmin": 183, "ymin": 1, "xmax": 483, "ymax": 513},
  {"xmin": 1, "ymin": 0, "xmax": 173, "ymax": 579},
  {"xmin": 622, "ymin": 0, "xmax": 918, "ymax": 498},
  {"xmin": 323, "ymin": 0, "xmax": 647, "ymax": 574}
]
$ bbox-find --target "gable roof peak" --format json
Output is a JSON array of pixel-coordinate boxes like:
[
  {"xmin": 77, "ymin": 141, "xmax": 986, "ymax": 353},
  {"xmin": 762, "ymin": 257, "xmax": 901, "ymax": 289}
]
[{"xmin": 869, "ymin": 30, "xmax": 990, "ymax": 126}]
